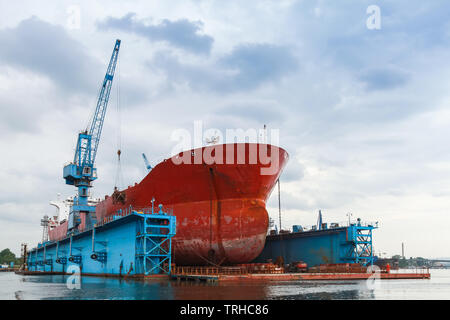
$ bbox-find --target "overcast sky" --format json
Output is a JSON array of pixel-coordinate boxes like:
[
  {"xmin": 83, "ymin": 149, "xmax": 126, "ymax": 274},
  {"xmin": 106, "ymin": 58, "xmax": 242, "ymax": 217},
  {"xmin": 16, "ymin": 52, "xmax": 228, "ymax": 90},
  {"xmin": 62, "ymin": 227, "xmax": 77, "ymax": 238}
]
[{"xmin": 1, "ymin": 0, "xmax": 449, "ymax": 258}]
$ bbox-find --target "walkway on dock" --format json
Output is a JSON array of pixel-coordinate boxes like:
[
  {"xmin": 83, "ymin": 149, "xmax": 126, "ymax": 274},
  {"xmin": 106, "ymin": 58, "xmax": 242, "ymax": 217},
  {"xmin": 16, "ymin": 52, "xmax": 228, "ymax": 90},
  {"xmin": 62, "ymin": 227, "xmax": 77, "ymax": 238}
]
[{"xmin": 171, "ymin": 272, "xmax": 430, "ymax": 283}]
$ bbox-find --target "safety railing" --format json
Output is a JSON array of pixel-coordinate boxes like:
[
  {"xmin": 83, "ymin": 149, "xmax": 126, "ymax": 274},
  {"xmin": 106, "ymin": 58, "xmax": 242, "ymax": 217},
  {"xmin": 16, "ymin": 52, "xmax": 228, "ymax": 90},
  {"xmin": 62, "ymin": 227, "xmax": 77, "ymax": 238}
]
[
  {"xmin": 172, "ymin": 263, "xmax": 284, "ymax": 275},
  {"xmin": 308, "ymin": 263, "xmax": 368, "ymax": 274},
  {"xmin": 390, "ymin": 266, "xmax": 430, "ymax": 274},
  {"xmin": 236, "ymin": 263, "xmax": 284, "ymax": 274},
  {"xmin": 172, "ymin": 266, "xmax": 247, "ymax": 276},
  {"xmin": 280, "ymin": 220, "xmax": 379, "ymax": 235},
  {"xmin": 47, "ymin": 205, "xmax": 174, "ymax": 242},
  {"xmin": 94, "ymin": 205, "xmax": 175, "ymax": 228}
]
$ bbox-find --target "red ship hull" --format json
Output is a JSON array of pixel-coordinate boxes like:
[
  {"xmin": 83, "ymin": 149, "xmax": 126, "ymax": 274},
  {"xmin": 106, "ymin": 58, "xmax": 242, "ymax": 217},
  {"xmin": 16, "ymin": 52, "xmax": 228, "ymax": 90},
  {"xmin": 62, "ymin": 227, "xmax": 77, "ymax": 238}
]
[{"xmin": 52, "ymin": 143, "xmax": 288, "ymax": 265}]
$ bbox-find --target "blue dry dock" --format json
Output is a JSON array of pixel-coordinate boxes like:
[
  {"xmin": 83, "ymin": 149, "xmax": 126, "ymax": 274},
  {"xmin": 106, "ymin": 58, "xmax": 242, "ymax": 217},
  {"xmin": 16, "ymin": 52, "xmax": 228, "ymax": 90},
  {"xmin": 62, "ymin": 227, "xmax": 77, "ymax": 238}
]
[
  {"xmin": 25, "ymin": 206, "xmax": 176, "ymax": 278},
  {"xmin": 255, "ymin": 220, "xmax": 378, "ymax": 267}
]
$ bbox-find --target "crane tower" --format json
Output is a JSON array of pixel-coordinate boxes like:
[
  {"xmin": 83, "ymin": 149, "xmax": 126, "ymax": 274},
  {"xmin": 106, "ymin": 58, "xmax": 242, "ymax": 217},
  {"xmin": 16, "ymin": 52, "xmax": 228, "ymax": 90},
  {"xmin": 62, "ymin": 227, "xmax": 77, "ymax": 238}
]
[{"xmin": 63, "ymin": 39, "xmax": 121, "ymax": 233}]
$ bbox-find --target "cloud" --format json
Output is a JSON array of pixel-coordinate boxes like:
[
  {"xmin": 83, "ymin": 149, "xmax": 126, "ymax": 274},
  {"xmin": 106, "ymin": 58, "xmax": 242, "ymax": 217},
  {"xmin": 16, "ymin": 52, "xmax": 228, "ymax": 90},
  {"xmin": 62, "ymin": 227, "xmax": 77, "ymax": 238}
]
[
  {"xmin": 267, "ymin": 190, "xmax": 311, "ymax": 212},
  {"xmin": 150, "ymin": 43, "xmax": 298, "ymax": 92},
  {"xmin": 0, "ymin": 16, "xmax": 101, "ymax": 93},
  {"xmin": 281, "ymin": 160, "xmax": 305, "ymax": 182},
  {"xmin": 1, "ymin": 1, "xmax": 450, "ymax": 259},
  {"xmin": 0, "ymin": 68, "xmax": 51, "ymax": 134},
  {"xmin": 209, "ymin": 103, "xmax": 286, "ymax": 129},
  {"xmin": 359, "ymin": 67, "xmax": 410, "ymax": 91},
  {"xmin": 219, "ymin": 44, "xmax": 298, "ymax": 87},
  {"xmin": 97, "ymin": 13, "xmax": 214, "ymax": 55}
]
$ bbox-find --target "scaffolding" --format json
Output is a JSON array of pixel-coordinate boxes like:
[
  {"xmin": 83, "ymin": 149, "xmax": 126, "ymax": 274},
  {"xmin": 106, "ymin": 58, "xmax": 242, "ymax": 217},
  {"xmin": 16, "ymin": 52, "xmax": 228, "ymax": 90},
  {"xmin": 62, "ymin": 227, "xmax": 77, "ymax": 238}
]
[
  {"xmin": 341, "ymin": 221, "xmax": 378, "ymax": 266},
  {"xmin": 135, "ymin": 205, "xmax": 176, "ymax": 275}
]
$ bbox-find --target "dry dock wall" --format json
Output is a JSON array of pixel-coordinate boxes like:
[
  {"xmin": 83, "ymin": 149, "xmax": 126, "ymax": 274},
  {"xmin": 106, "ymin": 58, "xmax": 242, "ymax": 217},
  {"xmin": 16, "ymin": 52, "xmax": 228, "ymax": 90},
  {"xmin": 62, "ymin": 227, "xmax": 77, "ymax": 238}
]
[
  {"xmin": 255, "ymin": 227, "xmax": 357, "ymax": 267},
  {"xmin": 26, "ymin": 212, "xmax": 175, "ymax": 276},
  {"xmin": 28, "ymin": 216, "xmax": 137, "ymax": 275}
]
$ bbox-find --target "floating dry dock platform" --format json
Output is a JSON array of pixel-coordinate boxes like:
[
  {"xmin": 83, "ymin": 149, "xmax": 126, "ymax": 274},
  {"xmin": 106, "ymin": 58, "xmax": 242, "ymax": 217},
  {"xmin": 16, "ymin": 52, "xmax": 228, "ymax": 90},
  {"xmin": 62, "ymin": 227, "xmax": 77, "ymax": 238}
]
[
  {"xmin": 170, "ymin": 272, "xmax": 430, "ymax": 283},
  {"xmin": 256, "ymin": 220, "xmax": 379, "ymax": 267},
  {"xmin": 169, "ymin": 265, "xmax": 430, "ymax": 282},
  {"xmin": 16, "ymin": 269, "xmax": 430, "ymax": 282},
  {"xmin": 17, "ymin": 260, "xmax": 430, "ymax": 283},
  {"xmin": 25, "ymin": 208, "xmax": 176, "ymax": 277}
]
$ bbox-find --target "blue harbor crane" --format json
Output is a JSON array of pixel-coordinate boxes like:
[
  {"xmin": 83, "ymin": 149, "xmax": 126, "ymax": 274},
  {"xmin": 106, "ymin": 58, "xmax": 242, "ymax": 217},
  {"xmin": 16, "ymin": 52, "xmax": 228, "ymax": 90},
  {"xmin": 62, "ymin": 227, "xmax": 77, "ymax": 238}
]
[
  {"xmin": 142, "ymin": 153, "xmax": 152, "ymax": 172},
  {"xmin": 317, "ymin": 210, "xmax": 323, "ymax": 230},
  {"xmin": 27, "ymin": 39, "xmax": 177, "ymax": 277},
  {"xmin": 63, "ymin": 39, "xmax": 121, "ymax": 233}
]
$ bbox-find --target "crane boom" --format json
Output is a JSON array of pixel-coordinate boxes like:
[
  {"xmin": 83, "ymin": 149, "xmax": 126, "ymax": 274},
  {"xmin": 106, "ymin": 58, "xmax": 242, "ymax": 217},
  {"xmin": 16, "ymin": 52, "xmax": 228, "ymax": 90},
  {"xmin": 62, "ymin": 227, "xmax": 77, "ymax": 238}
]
[
  {"xmin": 87, "ymin": 39, "xmax": 121, "ymax": 165},
  {"xmin": 74, "ymin": 39, "xmax": 121, "ymax": 167},
  {"xmin": 63, "ymin": 39, "xmax": 121, "ymax": 233}
]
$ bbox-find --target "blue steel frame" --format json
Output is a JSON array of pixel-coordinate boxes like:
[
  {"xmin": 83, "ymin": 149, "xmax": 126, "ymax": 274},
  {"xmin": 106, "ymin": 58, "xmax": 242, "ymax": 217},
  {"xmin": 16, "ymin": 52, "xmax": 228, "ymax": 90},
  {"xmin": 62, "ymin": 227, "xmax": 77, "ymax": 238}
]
[
  {"xmin": 135, "ymin": 205, "xmax": 176, "ymax": 275},
  {"xmin": 342, "ymin": 223, "xmax": 378, "ymax": 266},
  {"xmin": 91, "ymin": 228, "xmax": 108, "ymax": 264},
  {"xmin": 68, "ymin": 235, "xmax": 83, "ymax": 265},
  {"xmin": 43, "ymin": 245, "xmax": 53, "ymax": 271}
]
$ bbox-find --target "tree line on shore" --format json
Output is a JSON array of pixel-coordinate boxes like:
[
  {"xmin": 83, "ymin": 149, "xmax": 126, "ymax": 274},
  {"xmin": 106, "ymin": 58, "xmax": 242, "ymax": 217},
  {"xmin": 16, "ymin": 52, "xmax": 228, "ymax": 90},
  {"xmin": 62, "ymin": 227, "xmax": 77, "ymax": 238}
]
[{"xmin": 0, "ymin": 248, "xmax": 23, "ymax": 266}]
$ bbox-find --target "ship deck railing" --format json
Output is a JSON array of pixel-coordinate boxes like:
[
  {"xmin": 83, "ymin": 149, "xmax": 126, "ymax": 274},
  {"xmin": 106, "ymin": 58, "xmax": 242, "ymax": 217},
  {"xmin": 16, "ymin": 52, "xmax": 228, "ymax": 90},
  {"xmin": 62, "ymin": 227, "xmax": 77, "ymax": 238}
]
[{"xmin": 48, "ymin": 205, "xmax": 175, "ymax": 242}]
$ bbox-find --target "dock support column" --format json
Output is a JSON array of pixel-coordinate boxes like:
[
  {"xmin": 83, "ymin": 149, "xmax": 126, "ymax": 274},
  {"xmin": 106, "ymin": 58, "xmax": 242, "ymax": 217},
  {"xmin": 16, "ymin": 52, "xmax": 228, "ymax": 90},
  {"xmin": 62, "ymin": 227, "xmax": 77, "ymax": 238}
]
[{"xmin": 135, "ymin": 207, "xmax": 176, "ymax": 275}]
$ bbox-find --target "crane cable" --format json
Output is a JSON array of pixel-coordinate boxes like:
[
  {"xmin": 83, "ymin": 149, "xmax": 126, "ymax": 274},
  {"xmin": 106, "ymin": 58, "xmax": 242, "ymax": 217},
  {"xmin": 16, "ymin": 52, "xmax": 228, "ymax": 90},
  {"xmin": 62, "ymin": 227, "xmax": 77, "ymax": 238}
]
[
  {"xmin": 278, "ymin": 178, "xmax": 286, "ymax": 268},
  {"xmin": 114, "ymin": 55, "xmax": 124, "ymax": 190}
]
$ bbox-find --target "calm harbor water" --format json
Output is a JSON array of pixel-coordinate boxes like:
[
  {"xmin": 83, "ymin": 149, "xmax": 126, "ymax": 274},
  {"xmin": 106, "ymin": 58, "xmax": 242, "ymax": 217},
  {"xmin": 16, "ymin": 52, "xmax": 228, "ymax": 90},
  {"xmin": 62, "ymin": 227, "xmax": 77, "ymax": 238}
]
[{"xmin": 1, "ymin": 269, "xmax": 449, "ymax": 300}]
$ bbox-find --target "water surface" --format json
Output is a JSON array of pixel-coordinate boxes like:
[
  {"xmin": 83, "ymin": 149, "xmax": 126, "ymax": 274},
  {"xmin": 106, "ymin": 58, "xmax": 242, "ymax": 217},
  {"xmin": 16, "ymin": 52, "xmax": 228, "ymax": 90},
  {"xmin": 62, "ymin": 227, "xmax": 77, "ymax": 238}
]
[{"xmin": 1, "ymin": 269, "xmax": 449, "ymax": 300}]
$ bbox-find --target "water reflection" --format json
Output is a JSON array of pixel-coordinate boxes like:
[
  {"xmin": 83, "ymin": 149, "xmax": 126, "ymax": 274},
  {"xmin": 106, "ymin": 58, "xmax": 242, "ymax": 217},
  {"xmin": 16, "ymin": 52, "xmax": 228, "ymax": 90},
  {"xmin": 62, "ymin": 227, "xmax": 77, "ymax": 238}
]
[
  {"xmin": 1, "ymin": 269, "xmax": 449, "ymax": 300},
  {"xmin": 266, "ymin": 281, "xmax": 376, "ymax": 300},
  {"xmin": 169, "ymin": 281, "xmax": 269, "ymax": 300}
]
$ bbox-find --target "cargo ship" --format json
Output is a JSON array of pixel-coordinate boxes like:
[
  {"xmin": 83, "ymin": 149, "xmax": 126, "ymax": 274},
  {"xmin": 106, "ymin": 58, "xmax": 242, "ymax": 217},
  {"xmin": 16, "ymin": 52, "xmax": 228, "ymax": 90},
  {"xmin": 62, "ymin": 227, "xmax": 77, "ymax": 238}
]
[{"xmin": 49, "ymin": 142, "xmax": 288, "ymax": 265}]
